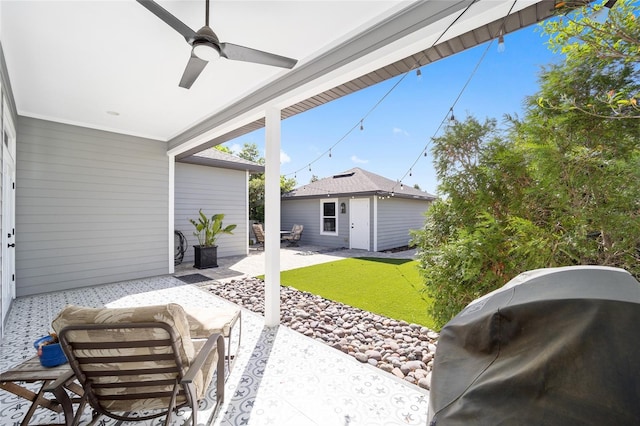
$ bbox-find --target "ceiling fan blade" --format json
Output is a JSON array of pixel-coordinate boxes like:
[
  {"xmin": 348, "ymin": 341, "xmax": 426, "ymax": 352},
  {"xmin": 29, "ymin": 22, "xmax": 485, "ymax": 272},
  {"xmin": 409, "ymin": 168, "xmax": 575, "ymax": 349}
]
[
  {"xmin": 219, "ymin": 43, "xmax": 297, "ymax": 69},
  {"xmin": 136, "ymin": 0, "xmax": 197, "ymax": 44},
  {"xmin": 179, "ymin": 52, "xmax": 208, "ymax": 89}
]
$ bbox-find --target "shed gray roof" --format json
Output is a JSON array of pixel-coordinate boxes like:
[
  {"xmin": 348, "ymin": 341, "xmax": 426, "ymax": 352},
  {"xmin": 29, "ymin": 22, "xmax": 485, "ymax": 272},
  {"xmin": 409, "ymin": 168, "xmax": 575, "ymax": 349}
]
[
  {"xmin": 282, "ymin": 167, "xmax": 436, "ymax": 200},
  {"xmin": 177, "ymin": 149, "xmax": 265, "ymax": 173}
]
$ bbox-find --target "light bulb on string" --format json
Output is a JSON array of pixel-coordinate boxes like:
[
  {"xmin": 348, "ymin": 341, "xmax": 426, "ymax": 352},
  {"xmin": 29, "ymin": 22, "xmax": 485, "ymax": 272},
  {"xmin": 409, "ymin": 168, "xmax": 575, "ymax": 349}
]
[
  {"xmin": 400, "ymin": 183, "xmax": 404, "ymax": 190},
  {"xmin": 360, "ymin": 120, "xmax": 364, "ymax": 131},
  {"xmin": 497, "ymin": 30, "xmax": 505, "ymax": 53},
  {"xmin": 308, "ymin": 164, "xmax": 311, "ymax": 172},
  {"xmin": 424, "ymin": 150, "xmax": 428, "ymax": 157},
  {"xmin": 329, "ymin": 149, "xmax": 332, "ymax": 158},
  {"xmin": 448, "ymin": 108, "xmax": 456, "ymax": 127},
  {"xmin": 409, "ymin": 168, "xmax": 412, "ymax": 177}
]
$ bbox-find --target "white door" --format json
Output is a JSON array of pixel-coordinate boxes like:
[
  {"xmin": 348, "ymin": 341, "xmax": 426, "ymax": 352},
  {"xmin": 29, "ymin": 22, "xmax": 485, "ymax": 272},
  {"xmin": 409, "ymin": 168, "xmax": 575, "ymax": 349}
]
[
  {"xmin": 349, "ymin": 198, "xmax": 370, "ymax": 250},
  {"xmin": 1, "ymin": 106, "xmax": 16, "ymax": 338}
]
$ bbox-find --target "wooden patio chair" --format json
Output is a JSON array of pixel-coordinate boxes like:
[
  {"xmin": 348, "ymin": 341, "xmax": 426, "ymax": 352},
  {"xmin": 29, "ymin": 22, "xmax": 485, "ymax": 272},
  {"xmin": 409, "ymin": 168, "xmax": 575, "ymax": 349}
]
[
  {"xmin": 252, "ymin": 223, "xmax": 265, "ymax": 250},
  {"xmin": 52, "ymin": 303, "xmax": 225, "ymax": 426},
  {"xmin": 282, "ymin": 224, "xmax": 304, "ymax": 246}
]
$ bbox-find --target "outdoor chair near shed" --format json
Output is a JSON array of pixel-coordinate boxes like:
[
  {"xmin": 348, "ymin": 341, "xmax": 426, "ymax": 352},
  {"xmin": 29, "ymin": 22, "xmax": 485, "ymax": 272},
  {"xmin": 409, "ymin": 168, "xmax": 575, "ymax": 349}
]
[
  {"xmin": 52, "ymin": 303, "xmax": 229, "ymax": 426},
  {"xmin": 282, "ymin": 224, "xmax": 304, "ymax": 247},
  {"xmin": 252, "ymin": 223, "xmax": 265, "ymax": 250}
]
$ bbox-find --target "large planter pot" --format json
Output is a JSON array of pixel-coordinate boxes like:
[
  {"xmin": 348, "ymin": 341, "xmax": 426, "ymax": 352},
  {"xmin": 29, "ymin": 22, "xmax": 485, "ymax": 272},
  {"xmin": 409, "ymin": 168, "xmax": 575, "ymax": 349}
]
[{"xmin": 193, "ymin": 245, "xmax": 218, "ymax": 269}]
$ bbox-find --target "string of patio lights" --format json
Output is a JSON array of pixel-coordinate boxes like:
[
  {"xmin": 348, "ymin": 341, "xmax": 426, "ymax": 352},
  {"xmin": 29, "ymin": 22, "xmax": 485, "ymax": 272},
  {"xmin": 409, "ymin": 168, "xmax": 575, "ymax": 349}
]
[
  {"xmin": 284, "ymin": 0, "xmax": 519, "ymax": 196},
  {"xmin": 387, "ymin": 0, "xmax": 619, "ymax": 196},
  {"xmin": 387, "ymin": 0, "xmax": 519, "ymax": 197}
]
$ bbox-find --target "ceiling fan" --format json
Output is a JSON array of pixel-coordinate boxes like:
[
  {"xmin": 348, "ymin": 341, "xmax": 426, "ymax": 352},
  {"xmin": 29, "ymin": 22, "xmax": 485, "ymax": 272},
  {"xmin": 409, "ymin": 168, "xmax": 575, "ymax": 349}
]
[{"xmin": 136, "ymin": 0, "xmax": 298, "ymax": 89}]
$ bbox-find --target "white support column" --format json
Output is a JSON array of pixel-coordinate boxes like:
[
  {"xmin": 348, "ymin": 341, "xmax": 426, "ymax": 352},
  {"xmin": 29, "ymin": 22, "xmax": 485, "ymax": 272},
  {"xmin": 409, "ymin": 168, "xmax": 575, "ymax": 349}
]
[
  {"xmin": 264, "ymin": 107, "xmax": 281, "ymax": 326},
  {"xmin": 168, "ymin": 155, "xmax": 175, "ymax": 274},
  {"xmin": 245, "ymin": 170, "xmax": 250, "ymax": 256}
]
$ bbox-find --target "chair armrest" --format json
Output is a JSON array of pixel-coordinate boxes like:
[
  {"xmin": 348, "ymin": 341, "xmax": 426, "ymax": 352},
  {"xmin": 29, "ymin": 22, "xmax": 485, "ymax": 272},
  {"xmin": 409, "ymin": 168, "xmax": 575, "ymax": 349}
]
[
  {"xmin": 182, "ymin": 333, "xmax": 224, "ymax": 384},
  {"xmin": 186, "ymin": 307, "xmax": 240, "ymax": 338}
]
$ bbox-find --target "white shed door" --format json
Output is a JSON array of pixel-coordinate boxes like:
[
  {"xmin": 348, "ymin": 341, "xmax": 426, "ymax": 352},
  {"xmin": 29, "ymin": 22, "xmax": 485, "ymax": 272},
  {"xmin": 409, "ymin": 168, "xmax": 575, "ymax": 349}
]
[{"xmin": 349, "ymin": 198, "xmax": 370, "ymax": 250}]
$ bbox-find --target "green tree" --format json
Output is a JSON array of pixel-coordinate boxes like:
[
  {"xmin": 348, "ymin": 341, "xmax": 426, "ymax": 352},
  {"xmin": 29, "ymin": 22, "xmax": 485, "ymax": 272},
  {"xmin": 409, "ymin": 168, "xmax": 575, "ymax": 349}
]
[
  {"xmin": 412, "ymin": 3, "xmax": 640, "ymax": 328},
  {"xmin": 249, "ymin": 174, "xmax": 296, "ymax": 223},
  {"xmin": 539, "ymin": 0, "xmax": 640, "ymax": 118},
  {"xmin": 231, "ymin": 142, "xmax": 296, "ymax": 222},
  {"xmin": 214, "ymin": 145, "xmax": 232, "ymax": 154},
  {"xmin": 237, "ymin": 143, "xmax": 264, "ymax": 164}
]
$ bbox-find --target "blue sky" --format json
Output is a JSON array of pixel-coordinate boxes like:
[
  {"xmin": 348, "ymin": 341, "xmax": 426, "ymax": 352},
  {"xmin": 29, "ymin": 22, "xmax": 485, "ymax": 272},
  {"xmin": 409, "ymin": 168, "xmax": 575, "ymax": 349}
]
[{"xmin": 224, "ymin": 22, "xmax": 562, "ymax": 195}]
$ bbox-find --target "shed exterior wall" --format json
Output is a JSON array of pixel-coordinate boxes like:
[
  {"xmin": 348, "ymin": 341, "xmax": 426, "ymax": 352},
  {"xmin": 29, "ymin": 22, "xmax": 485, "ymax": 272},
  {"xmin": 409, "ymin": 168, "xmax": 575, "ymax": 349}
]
[
  {"xmin": 174, "ymin": 162, "xmax": 248, "ymax": 263},
  {"xmin": 16, "ymin": 117, "xmax": 169, "ymax": 296},
  {"xmin": 281, "ymin": 197, "xmax": 350, "ymax": 249},
  {"xmin": 376, "ymin": 197, "xmax": 430, "ymax": 251}
]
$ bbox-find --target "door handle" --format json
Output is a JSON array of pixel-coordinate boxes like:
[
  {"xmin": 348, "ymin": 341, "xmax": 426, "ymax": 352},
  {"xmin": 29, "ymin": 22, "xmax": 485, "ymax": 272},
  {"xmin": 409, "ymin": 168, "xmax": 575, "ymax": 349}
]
[{"xmin": 7, "ymin": 243, "xmax": 15, "ymax": 248}]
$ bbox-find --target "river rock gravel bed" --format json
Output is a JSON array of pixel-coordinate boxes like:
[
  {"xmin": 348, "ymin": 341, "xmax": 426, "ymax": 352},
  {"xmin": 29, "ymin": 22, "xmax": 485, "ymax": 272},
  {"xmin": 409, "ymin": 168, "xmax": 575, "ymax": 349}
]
[{"xmin": 202, "ymin": 276, "xmax": 439, "ymax": 389}]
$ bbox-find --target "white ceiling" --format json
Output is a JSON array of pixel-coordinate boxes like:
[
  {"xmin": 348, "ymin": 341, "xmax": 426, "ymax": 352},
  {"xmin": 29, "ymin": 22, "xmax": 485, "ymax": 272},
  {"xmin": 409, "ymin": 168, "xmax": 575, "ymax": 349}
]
[
  {"xmin": 1, "ymin": 0, "xmax": 412, "ymax": 141},
  {"xmin": 1, "ymin": 1, "xmax": 543, "ymax": 154}
]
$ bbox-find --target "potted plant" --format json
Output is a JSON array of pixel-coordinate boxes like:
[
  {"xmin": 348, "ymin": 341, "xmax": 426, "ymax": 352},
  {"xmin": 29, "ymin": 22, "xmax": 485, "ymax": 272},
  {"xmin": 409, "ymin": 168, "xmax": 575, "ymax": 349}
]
[{"xmin": 189, "ymin": 210, "xmax": 237, "ymax": 269}]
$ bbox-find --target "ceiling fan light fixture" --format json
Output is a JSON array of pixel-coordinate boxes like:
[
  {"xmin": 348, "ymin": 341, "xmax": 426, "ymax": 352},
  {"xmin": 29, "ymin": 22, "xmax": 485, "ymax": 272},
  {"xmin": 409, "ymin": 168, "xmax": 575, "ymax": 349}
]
[{"xmin": 193, "ymin": 41, "xmax": 220, "ymax": 62}]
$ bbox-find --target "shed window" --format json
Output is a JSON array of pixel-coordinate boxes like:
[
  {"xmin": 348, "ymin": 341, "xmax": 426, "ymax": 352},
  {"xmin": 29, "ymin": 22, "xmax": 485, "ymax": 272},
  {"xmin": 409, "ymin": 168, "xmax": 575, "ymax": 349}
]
[{"xmin": 321, "ymin": 199, "xmax": 338, "ymax": 234}]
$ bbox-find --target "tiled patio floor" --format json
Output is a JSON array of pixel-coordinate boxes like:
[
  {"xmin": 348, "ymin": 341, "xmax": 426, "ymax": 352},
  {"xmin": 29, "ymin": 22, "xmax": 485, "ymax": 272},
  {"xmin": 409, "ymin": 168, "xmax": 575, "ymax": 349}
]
[{"xmin": 0, "ymin": 275, "xmax": 429, "ymax": 425}]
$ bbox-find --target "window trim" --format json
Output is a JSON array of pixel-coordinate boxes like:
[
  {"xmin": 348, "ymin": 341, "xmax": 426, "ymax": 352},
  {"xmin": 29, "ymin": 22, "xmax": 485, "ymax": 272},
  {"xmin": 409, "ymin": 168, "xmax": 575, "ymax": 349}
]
[{"xmin": 320, "ymin": 198, "xmax": 339, "ymax": 235}]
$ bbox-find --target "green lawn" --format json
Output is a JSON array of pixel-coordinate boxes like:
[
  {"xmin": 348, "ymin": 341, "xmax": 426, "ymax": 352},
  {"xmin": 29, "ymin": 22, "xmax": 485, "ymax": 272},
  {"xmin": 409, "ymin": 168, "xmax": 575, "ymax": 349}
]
[{"xmin": 274, "ymin": 257, "xmax": 436, "ymax": 329}]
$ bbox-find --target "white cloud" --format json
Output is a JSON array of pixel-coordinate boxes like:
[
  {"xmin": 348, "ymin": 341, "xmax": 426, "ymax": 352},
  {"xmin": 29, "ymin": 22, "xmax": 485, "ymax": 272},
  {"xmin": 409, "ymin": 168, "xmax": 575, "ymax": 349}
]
[
  {"xmin": 351, "ymin": 155, "xmax": 369, "ymax": 164},
  {"xmin": 280, "ymin": 150, "xmax": 291, "ymax": 164},
  {"xmin": 229, "ymin": 143, "xmax": 242, "ymax": 155},
  {"xmin": 393, "ymin": 127, "xmax": 410, "ymax": 137}
]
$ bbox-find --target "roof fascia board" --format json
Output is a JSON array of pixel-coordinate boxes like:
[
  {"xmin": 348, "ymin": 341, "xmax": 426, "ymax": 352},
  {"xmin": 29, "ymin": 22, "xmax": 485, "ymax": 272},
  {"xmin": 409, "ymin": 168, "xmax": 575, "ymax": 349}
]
[
  {"xmin": 167, "ymin": 0, "xmax": 474, "ymax": 157},
  {"xmin": 282, "ymin": 191, "xmax": 434, "ymax": 201},
  {"xmin": 177, "ymin": 156, "xmax": 265, "ymax": 173}
]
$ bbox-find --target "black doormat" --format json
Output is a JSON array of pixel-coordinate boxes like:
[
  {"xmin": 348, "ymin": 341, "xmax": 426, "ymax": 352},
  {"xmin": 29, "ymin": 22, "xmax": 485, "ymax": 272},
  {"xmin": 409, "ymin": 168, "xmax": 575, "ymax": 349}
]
[{"xmin": 175, "ymin": 273, "xmax": 213, "ymax": 284}]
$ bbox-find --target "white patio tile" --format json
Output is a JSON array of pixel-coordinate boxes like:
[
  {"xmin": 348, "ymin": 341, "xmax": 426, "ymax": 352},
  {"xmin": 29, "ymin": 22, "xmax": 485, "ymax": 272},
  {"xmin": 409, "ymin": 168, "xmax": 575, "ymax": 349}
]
[{"xmin": 0, "ymin": 276, "xmax": 428, "ymax": 425}]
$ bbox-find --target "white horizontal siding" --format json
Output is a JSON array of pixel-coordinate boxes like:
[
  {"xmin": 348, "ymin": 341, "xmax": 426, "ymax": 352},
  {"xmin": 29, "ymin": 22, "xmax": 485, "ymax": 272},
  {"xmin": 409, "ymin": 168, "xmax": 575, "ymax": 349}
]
[
  {"xmin": 16, "ymin": 117, "xmax": 169, "ymax": 296},
  {"xmin": 376, "ymin": 198, "xmax": 430, "ymax": 251},
  {"xmin": 175, "ymin": 163, "xmax": 247, "ymax": 264}
]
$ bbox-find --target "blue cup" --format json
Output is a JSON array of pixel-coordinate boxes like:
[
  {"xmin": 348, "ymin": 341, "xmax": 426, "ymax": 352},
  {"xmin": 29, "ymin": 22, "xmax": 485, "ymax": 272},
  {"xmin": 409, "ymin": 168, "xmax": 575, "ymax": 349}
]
[{"xmin": 34, "ymin": 335, "xmax": 68, "ymax": 368}]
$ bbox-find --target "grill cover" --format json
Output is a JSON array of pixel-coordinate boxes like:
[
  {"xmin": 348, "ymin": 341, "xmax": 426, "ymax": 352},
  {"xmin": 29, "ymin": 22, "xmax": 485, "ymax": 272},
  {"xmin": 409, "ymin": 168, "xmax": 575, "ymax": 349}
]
[{"xmin": 428, "ymin": 266, "xmax": 640, "ymax": 425}]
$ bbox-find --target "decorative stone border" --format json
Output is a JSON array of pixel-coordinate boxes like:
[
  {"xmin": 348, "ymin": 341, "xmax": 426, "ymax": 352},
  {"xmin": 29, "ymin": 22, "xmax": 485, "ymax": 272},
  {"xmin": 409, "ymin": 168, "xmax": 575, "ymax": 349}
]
[{"xmin": 203, "ymin": 277, "xmax": 439, "ymax": 389}]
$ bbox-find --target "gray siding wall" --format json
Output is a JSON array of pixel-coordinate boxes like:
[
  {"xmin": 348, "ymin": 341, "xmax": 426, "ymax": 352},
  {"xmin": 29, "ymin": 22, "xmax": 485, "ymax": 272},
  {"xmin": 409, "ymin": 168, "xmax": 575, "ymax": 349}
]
[
  {"xmin": 16, "ymin": 117, "xmax": 169, "ymax": 296},
  {"xmin": 376, "ymin": 198, "xmax": 430, "ymax": 251},
  {"xmin": 281, "ymin": 197, "xmax": 350, "ymax": 249},
  {"xmin": 175, "ymin": 163, "xmax": 247, "ymax": 263}
]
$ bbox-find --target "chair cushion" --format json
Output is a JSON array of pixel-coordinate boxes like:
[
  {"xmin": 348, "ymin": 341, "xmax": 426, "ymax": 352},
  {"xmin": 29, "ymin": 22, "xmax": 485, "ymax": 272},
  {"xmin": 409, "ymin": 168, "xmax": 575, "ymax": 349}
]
[
  {"xmin": 52, "ymin": 304, "xmax": 211, "ymax": 411},
  {"xmin": 185, "ymin": 306, "xmax": 240, "ymax": 338}
]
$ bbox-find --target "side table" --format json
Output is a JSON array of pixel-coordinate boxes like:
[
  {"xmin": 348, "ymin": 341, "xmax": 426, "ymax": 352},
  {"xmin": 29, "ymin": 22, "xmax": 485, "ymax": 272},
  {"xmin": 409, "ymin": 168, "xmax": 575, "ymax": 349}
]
[{"xmin": 0, "ymin": 356, "xmax": 83, "ymax": 426}]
